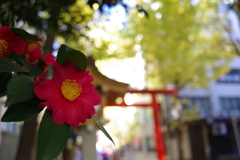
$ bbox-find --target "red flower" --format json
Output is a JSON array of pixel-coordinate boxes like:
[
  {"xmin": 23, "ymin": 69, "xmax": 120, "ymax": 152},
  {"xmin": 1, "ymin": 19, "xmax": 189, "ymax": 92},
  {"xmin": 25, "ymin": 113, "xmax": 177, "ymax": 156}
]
[
  {"xmin": 36, "ymin": 53, "xmax": 56, "ymax": 80},
  {"xmin": 42, "ymin": 53, "xmax": 55, "ymax": 65},
  {"xmin": 24, "ymin": 41, "xmax": 42, "ymax": 62},
  {"xmin": 33, "ymin": 60, "xmax": 101, "ymax": 127},
  {"xmin": 0, "ymin": 26, "xmax": 24, "ymax": 57}
]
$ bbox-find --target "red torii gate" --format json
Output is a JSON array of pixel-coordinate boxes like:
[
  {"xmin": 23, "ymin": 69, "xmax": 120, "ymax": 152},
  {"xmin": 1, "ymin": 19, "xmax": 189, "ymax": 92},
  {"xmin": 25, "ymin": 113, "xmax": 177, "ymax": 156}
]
[
  {"xmin": 87, "ymin": 57, "xmax": 178, "ymax": 160},
  {"xmin": 107, "ymin": 89, "xmax": 178, "ymax": 160}
]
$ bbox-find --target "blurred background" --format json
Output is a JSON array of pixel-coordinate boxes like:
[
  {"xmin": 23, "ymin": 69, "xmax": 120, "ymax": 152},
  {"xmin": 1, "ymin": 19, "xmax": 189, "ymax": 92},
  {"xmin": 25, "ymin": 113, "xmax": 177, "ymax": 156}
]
[{"xmin": 1, "ymin": 0, "xmax": 240, "ymax": 160}]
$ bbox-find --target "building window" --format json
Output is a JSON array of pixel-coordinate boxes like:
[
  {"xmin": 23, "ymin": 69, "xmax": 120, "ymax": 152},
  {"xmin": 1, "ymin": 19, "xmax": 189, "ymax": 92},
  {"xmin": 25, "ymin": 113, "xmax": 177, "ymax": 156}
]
[
  {"xmin": 220, "ymin": 97, "xmax": 240, "ymax": 111},
  {"xmin": 181, "ymin": 97, "xmax": 210, "ymax": 110},
  {"xmin": 181, "ymin": 97, "xmax": 211, "ymax": 112},
  {"xmin": 217, "ymin": 69, "xmax": 240, "ymax": 83}
]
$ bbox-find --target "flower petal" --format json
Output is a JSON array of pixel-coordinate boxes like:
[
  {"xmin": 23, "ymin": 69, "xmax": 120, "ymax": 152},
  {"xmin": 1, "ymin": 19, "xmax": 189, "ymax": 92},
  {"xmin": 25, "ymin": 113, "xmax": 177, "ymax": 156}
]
[
  {"xmin": 81, "ymin": 83, "xmax": 95, "ymax": 93},
  {"xmin": 75, "ymin": 106, "xmax": 89, "ymax": 123},
  {"xmin": 0, "ymin": 26, "xmax": 24, "ymax": 55},
  {"xmin": 85, "ymin": 104, "xmax": 96, "ymax": 118},
  {"xmin": 24, "ymin": 41, "xmax": 42, "ymax": 62},
  {"xmin": 74, "ymin": 71, "xmax": 94, "ymax": 85},
  {"xmin": 65, "ymin": 104, "xmax": 86, "ymax": 127},
  {"xmin": 33, "ymin": 60, "xmax": 101, "ymax": 127},
  {"xmin": 33, "ymin": 80, "xmax": 61, "ymax": 101},
  {"xmin": 52, "ymin": 60, "xmax": 76, "ymax": 86},
  {"xmin": 52, "ymin": 108, "xmax": 65, "ymax": 125},
  {"xmin": 39, "ymin": 101, "xmax": 50, "ymax": 109},
  {"xmin": 42, "ymin": 53, "xmax": 55, "ymax": 65},
  {"xmin": 79, "ymin": 92, "xmax": 101, "ymax": 107}
]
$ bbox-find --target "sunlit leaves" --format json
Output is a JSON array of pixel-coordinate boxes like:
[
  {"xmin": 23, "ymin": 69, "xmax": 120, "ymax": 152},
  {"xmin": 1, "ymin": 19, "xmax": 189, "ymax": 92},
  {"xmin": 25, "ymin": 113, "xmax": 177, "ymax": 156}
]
[{"xmin": 122, "ymin": 0, "xmax": 234, "ymax": 88}]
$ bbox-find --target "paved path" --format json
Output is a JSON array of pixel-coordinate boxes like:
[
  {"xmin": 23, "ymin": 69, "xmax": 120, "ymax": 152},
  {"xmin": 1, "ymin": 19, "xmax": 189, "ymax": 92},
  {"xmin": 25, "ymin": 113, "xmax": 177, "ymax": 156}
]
[{"xmin": 121, "ymin": 149, "xmax": 157, "ymax": 160}]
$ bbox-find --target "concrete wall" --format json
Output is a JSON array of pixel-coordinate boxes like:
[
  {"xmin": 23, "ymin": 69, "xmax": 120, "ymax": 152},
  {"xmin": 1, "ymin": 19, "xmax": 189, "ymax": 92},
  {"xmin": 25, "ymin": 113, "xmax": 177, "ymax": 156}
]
[{"xmin": 0, "ymin": 131, "xmax": 20, "ymax": 160}]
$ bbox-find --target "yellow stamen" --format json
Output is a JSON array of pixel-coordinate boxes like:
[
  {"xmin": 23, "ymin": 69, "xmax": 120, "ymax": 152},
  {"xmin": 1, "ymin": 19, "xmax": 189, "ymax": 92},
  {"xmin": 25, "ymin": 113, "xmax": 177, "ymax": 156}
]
[
  {"xmin": 0, "ymin": 39, "xmax": 8, "ymax": 55},
  {"xmin": 61, "ymin": 79, "xmax": 82, "ymax": 101},
  {"xmin": 27, "ymin": 42, "xmax": 38, "ymax": 51}
]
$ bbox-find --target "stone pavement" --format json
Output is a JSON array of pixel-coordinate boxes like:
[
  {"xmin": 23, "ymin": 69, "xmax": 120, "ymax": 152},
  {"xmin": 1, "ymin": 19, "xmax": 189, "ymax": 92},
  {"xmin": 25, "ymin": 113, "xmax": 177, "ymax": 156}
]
[{"xmin": 120, "ymin": 149, "xmax": 157, "ymax": 160}]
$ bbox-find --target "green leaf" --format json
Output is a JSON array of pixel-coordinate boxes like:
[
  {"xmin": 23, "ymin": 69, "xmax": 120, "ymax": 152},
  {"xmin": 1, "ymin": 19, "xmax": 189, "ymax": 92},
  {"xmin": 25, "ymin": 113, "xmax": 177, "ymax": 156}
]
[
  {"xmin": 56, "ymin": 44, "xmax": 87, "ymax": 71},
  {"xmin": 4, "ymin": 53, "xmax": 24, "ymax": 65},
  {"xmin": 1, "ymin": 97, "xmax": 43, "ymax": 122},
  {"xmin": 6, "ymin": 75, "xmax": 34, "ymax": 106},
  {"xmin": 92, "ymin": 115, "xmax": 115, "ymax": 145},
  {"xmin": 0, "ymin": 58, "xmax": 28, "ymax": 72},
  {"xmin": 11, "ymin": 28, "xmax": 41, "ymax": 42},
  {"xmin": 0, "ymin": 72, "xmax": 12, "ymax": 97},
  {"xmin": 20, "ymin": 58, "xmax": 44, "ymax": 77},
  {"xmin": 37, "ymin": 110, "xmax": 71, "ymax": 160}
]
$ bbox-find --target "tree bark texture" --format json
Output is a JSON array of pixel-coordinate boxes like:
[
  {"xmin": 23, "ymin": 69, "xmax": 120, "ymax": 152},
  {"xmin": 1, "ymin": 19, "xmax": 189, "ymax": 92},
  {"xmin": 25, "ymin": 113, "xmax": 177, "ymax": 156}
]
[
  {"xmin": 43, "ymin": 32, "xmax": 56, "ymax": 55},
  {"xmin": 15, "ymin": 115, "xmax": 38, "ymax": 160}
]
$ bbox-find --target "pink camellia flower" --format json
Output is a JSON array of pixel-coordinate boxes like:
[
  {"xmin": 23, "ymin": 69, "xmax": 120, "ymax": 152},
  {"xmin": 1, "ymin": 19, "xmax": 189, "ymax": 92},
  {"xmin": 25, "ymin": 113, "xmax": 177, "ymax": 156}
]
[
  {"xmin": 0, "ymin": 26, "xmax": 24, "ymax": 57},
  {"xmin": 24, "ymin": 41, "xmax": 42, "ymax": 62},
  {"xmin": 33, "ymin": 60, "xmax": 101, "ymax": 127}
]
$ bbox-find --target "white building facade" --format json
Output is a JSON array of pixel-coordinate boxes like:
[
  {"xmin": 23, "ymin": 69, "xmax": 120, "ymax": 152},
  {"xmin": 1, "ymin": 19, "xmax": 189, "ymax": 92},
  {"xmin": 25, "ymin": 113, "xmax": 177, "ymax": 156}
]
[{"xmin": 179, "ymin": 56, "xmax": 240, "ymax": 119}]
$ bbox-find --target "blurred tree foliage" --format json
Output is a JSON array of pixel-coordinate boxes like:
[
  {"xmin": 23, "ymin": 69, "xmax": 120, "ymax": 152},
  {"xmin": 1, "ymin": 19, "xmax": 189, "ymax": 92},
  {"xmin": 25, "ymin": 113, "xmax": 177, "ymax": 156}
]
[
  {"xmin": 0, "ymin": 0, "xmax": 146, "ymax": 59},
  {"xmin": 0, "ymin": 0, "xmax": 94, "ymax": 55},
  {"xmin": 115, "ymin": 0, "xmax": 235, "ymax": 89}
]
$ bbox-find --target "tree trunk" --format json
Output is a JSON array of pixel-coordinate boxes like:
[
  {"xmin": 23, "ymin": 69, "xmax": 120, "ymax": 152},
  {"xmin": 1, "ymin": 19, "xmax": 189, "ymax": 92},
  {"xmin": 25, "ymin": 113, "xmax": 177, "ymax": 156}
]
[
  {"xmin": 15, "ymin": 115, "xmax": 38, "ymax": 160},
  {"xmin": 43, "ymin": 32, "xmax": 56, "ymax": 55},
  {"xmin": 15, "ymin": 32, "xmax": 57, "ymax": 160},
  {"xmin": 176, "ymin": 126, "xmax": 183, "ymax": 160},
  {"xmin": 173, "ymin": 78, "xmax": 184, "ymax": 160}
]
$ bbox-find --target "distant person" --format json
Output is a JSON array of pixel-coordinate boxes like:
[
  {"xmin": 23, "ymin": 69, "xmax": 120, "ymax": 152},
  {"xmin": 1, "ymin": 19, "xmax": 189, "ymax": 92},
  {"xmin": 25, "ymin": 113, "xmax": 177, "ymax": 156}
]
[
  {"xmin": 74, "ymin": 145, "xmax": 82, "ymax": 160},
  {"xmin": 102, "ymin": 150, "xmax": 109, "ymax": 160}
]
